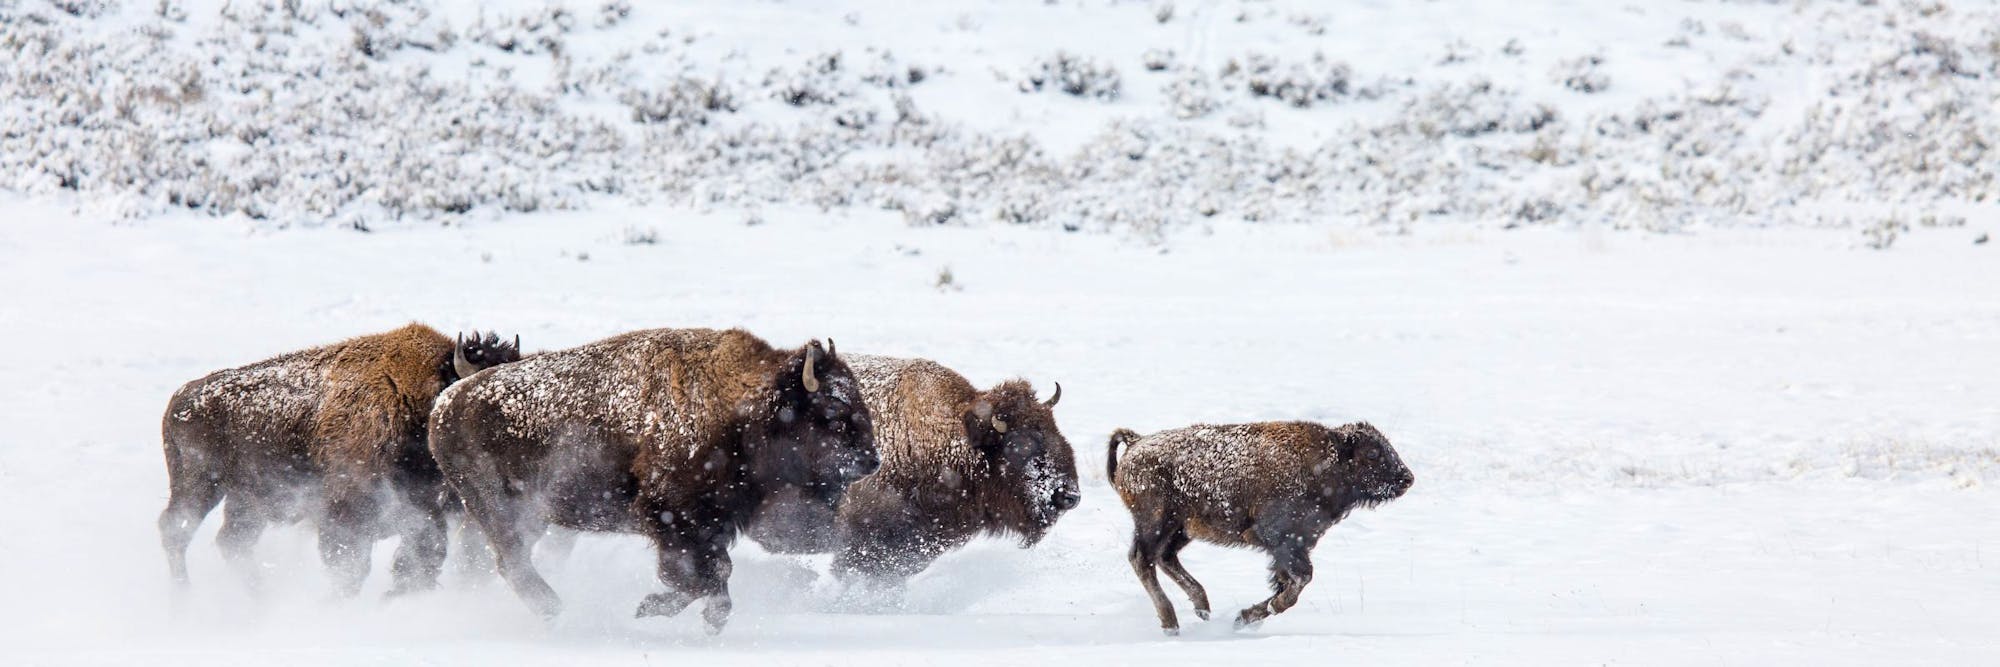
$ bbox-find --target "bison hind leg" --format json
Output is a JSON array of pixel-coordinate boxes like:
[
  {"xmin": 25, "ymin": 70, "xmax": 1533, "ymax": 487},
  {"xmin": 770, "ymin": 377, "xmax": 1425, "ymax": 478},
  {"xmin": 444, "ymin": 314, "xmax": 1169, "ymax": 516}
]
[
  {"xmin": 1157, "ymin": 530, "xmax": 1210, "ymax": 620},
  {"xmin": 1126, "ymin": 521, "xmax": 1183, "ymax": 635},
  {"xmin": 215, "ymin": 495, "xmax": 274, "ymax": 590},
  {"xmin": 158, "ymin": 460, "xmax": 224, "ymax": 586}
]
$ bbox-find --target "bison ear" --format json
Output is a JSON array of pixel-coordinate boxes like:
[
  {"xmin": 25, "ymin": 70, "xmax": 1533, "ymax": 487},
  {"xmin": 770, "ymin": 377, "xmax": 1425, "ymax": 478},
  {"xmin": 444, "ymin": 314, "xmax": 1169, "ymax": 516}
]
[
  {"xmin": 962, "ymin": 400, "xmax": 1005, "ymax": 459},
  {"xmin": 1330, "ymin": 428, "xmax": 1359, "ymax": 462}
]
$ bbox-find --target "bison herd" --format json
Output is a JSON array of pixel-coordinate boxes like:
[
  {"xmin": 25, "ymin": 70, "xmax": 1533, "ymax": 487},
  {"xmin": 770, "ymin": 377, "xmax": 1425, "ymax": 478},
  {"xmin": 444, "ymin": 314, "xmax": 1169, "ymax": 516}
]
[{"xmin": 158, "ymin": 323, "xmax": 1413, "ymax": 635}]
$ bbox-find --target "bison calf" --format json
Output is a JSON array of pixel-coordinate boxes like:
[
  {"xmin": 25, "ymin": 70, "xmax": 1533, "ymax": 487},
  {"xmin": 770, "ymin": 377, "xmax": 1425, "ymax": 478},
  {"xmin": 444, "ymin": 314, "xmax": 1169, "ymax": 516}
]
[
  {"xmin": 745, "ymin": 355, "xmax": 1081, "ymax": 590},
  {"xmin": 1108, "ymin": 421, "xmax": 1413, "ymax": 634},
  {"xmin": 427, "ymin": 328, "xmax": 878, "ymax": 634},
  {"xmin": 158, "ymin": 324, "xmax": 521, "ymax": 595}
]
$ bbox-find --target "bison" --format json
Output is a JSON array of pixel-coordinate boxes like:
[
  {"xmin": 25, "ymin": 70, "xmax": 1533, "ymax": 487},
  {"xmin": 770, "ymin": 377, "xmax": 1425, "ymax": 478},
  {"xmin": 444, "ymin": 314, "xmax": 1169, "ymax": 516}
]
[
  {"xmin": 1107, "ymin": 421, "xmax": 1413, "ymax": 634},
  {"xmin": 427, "ymin": 328, "xmax": 878, "ymax": 634},
  {"xmin": 158, "ymin": 324, "xmax": 521, "ymax": 595},
  {"xmin": 744, "ymin": 355, "xmax": 1081, "ymax": 591}
]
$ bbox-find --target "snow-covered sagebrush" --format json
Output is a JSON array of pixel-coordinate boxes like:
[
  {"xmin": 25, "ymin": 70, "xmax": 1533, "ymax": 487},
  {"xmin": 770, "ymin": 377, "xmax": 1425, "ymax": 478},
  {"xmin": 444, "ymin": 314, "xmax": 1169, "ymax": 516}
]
[{"xmin": 1, "ymin": 0, "xmax": 1995, "ymax": 239}]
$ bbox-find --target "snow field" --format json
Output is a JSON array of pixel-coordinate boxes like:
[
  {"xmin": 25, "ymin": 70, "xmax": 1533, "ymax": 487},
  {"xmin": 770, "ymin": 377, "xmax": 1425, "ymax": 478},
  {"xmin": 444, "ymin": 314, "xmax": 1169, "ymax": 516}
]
[{"xmin": 0, "ymin": 197, "xmax": 1994, "ymax": 663}]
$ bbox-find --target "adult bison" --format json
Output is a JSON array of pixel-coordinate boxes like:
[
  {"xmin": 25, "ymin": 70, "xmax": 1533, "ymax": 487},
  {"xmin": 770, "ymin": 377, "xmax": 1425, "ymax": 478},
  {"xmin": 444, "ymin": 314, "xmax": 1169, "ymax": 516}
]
[
  {"xmin": 744, "ymin": 355, "xmax": 1080, "ymax": 592},
  {"xmin": 428, "ymin": 328, "xmax": 878, "ymax": 634},
  {"xmin": 158, "ymin": 324, "xmax": 521, "ymax": 595}
]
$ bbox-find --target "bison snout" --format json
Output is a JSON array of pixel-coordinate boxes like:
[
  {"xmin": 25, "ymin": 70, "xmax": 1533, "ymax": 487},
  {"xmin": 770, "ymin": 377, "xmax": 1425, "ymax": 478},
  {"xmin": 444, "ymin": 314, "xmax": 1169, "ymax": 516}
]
[
  {"xmin": 1393, "ymin": 471, "xmax": 1415, "ymax": 497},
  {"xmin": 1052, "ymin": 488, "xmax": 1081, "ymax": 512}
]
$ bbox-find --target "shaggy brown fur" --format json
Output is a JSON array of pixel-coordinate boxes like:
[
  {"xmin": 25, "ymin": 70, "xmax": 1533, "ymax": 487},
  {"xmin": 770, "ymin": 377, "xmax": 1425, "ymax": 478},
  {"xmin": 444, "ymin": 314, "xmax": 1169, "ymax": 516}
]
[
  {"xmin": 1108, "ymin": 421, "xmax": 1414, "ymax": 634},
  {"xmin": 427, "ymin": 328, "xmax": 879, "ymax": 634},
  {"xmin": 157, "ymin": 324, "xmax": 521, "ymax": 595},
  {"xmin": 744, "ymin": 355, "xmax": 1080, "ymax": 587}
]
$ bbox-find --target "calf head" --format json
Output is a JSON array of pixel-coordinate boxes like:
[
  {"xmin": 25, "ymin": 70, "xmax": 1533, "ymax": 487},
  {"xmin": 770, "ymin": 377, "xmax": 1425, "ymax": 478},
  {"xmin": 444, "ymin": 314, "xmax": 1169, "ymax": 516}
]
[
  {"xmin": 962, "ymin": 380, "xmax": 1081, "ymax": 543},
  {"xmin": 1324, "ymin": 422, "xmax": 1415, "ymax": 507},
  {"xmin": 746, "ymin": 340, "xmax": 880, "ymax": 506}
]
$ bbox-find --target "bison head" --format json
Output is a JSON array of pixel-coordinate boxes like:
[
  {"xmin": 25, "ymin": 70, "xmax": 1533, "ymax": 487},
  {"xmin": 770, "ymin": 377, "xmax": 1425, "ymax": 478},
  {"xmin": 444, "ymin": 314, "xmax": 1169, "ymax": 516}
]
[
  {"xmin": 452, "ymin": 331, "xmax": 523, "ymax": 380},
  {"xmin": 962, "ymin": 380, "xmax": 1081, "ymax": 544},
  {"xmin": 747, "ymin": 340, "xmax": 880, "ymax": 509},
  {"xmin": 1326, "ymin": 422, "xmax": 1414, "ymax": 507}
]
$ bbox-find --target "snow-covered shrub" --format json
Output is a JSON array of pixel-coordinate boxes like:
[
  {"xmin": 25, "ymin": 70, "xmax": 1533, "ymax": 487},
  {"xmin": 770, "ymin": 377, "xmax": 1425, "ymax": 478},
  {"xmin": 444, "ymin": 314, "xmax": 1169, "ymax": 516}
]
[
  {"xmin": 1019, "ymin": 52, "xmax": 1122, "ymax": 101},
  {"xmin": 1164, "ymin": 72, "xmax": 1219, "ymax": 120},
  {"xmin": 1218, "ymin": 52, "xmax": 1353, "ymax": 108},
  {"xmin": 1554, "ymin": 55, "xmax": 1609, "ymax": 93},
  {"xmin": 0, "ymin": 0, "xmax": 1996, "ymax": 240},
  {"xmin": 1400, "ymin": 80, "xmax": 1556, "ymax": 138},
  {"xmin": 622, "ymin": 77, "xmax": 738, "ymax": 126},
  {"xmin": 774, "ymin": 52, "xmax": 847, "ymax": 106}
]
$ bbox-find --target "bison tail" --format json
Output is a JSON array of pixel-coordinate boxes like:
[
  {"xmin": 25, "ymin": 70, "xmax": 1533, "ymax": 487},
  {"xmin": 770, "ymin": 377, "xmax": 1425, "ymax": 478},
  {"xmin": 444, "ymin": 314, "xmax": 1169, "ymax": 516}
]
[{"xmin": 1106, "ymin": 428, "xmax": 1141, "ymax": 481}]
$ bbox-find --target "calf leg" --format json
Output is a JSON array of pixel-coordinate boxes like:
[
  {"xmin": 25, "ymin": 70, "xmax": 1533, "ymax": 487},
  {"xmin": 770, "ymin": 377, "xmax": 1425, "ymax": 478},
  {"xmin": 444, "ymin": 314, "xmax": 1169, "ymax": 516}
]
[
  {"xmin": 1235, "ymin": 544, "xmax": 1314, "ymax": 630},
  {"xmin": 1156, "ymin": 530, "xmax": 1210, "ymax": 620},
  {"xmin": 1126, "ymin": 521, "xmax": 1181, "ymax": 635}
]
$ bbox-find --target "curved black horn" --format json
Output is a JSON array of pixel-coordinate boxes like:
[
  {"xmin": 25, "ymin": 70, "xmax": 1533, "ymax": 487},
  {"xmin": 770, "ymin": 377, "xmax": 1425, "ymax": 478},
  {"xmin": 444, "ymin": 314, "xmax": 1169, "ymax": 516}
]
[
  {"xmin": 1044, "ymin": 381, "xmax": 1062, "ymax": 408},
  {"xmin": 826, "ymin": 338, "xmax": 836, "ymax": 358}
]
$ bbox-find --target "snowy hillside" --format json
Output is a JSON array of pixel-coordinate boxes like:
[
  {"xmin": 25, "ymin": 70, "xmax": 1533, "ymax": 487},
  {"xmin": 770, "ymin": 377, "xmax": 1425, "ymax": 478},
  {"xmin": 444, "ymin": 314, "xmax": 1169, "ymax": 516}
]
[
  {"xmin": 4, "ymin": 0, "xmax": 1998, "ymax": 237},
  {"xmin": 1, "ymin": 1, "xmax": 1998, "ymax": 665}
]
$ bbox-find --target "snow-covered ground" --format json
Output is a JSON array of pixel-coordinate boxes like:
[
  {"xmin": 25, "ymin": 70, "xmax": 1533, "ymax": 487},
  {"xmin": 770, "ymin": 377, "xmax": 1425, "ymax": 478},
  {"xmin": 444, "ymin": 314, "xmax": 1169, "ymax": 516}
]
[
  {"xmin": 3, "ymin": 0, "xmax": 1999, "ymax": 663},
  {"xmin": 0, "ymin": 195, "xmax": 1994, "ymax": 664}
]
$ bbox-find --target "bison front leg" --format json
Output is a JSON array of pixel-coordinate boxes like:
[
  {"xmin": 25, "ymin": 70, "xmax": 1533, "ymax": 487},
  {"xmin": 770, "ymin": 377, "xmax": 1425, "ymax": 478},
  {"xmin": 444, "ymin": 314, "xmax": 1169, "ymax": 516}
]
[
  {"xmin": 830, "ymin": 509, "xmax": 945, "ymax": 599},
  {"xmin": 318, "ymin": 479, "xmax": 384, "ymax": 597},
  {"xmin": 637, "ymin": 523, "xmax": 735, "ymax": 635},
  {"xmin": 386, "ymin": 470, "xmax": 449, "ymax": 597},
  {"xmin": 1235, "ymin": 544, "xmax": 1313, "ymax": 630}
]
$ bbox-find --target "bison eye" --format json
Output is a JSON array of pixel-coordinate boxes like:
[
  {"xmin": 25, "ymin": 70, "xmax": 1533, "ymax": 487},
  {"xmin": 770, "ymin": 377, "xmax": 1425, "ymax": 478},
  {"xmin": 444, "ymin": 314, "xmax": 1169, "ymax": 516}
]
[{"xmin": 1365, "ymin": 448, "xmax": 1381, "ymax": 461}]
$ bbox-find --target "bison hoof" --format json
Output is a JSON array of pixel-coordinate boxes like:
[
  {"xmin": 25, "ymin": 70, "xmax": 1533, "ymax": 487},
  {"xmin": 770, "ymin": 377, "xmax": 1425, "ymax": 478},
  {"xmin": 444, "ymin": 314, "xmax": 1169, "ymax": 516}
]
[
  {"xmin": 700, "ymin": 595, "xmax": 733, "ymax": 635},
  {"xmin": 1161, "ymin": 626, "xmax": 1180, "ymax": 637},
  {"xmin": 384, "ymin": 581, "xmax": 437, "ymax": 600},
  {"xmin": 1193, "ymin": 608, "xmax": 1211, "ymax": 621},
  {"xmin": 635, "ymin": 592, "xmax": 693, "ymax": 619},
  {"xmin": 1232, "ymin": 611, "xmax": 1264, "ymax": 631}
]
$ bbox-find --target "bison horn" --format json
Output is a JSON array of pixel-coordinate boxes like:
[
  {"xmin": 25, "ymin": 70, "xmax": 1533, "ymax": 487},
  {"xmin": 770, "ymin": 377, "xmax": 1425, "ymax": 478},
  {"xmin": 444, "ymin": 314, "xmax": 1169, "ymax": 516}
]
[
  {"xmin": 1044, "ymin": 381, "xmax": 1062, "ymax": 408},
  {"xmin": 513, "ymin": 334, "xmax": 520, "ymax": 351},
  {"xmin": 802, "ymin": 342, "xmax": 822, "ymax": 393},
  {"xmin": 992, "ymin": 414, "xmax": 1008, "ymax": 433},
  {"xmin": 454, "ymin": 334, "xmax": 479, "ymax": 379},
  {"xmin": 826, "ymin": 338, "xmax": 836, "ymax": 358}
]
